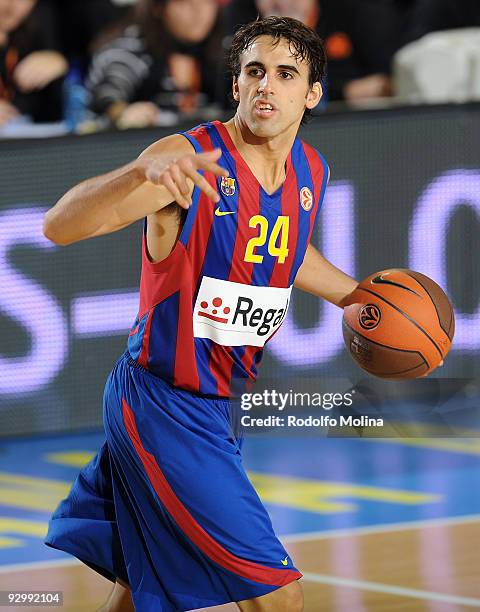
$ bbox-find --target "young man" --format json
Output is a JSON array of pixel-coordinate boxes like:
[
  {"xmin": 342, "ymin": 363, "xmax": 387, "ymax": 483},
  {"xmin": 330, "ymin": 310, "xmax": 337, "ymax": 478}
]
[{"xmin": 44, "ymin": 16, "xmax": 357, "ymax": 612}]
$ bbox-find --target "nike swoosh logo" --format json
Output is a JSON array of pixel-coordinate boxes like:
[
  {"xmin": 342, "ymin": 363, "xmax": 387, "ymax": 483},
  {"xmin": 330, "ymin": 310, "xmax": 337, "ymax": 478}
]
[
  {"xmin": 215, "ymin": 207, "xmax": 236, "ymax": 217},
  {"xmin": 281, "ymin": 557, "xmax": 289, "ymax": 566},
  {"xmin": 371, "ymin": 273, "xmax": 421, "ymax": 296}
]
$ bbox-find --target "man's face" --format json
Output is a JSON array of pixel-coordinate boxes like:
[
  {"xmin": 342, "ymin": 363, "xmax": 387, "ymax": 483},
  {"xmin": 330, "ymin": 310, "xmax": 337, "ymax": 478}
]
[
  {"xmin": 162, "ymin": 0, "xmax": 218, "ymax": 44},
  {"xmin": 233, "ymin": 35, "xmax": 321, "ymax": 139}
]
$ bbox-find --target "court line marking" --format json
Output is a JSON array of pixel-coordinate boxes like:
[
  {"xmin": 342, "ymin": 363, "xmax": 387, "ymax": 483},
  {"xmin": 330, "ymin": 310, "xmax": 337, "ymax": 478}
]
[
  {"xmin": 3, "ymin": 559, "xmax": 479, "ymax": 607},
  {"xmin": 1, "ymin": 514, "xmax": 479, "ymax": 574},
  {"xmin": 282, "ymin": 513, "xmax": 480, "ymax": 543},
  {"xmin": 0, "ymin": 558, "xmax": 81, "ymax": 574},
  {"xmin": 301, "ymin": 572, "xmax": 480, "ymax": 608}
]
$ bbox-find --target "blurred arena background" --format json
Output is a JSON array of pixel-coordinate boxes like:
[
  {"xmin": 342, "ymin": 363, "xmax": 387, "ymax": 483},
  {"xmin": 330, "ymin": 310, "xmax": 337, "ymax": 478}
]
[{"xmin": 1, "ymin": 0, "xmax": 480, "ymax": 610}]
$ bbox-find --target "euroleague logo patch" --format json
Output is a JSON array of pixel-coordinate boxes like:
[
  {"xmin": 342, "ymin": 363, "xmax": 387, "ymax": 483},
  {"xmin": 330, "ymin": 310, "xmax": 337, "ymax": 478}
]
[
  {"xmin": 300, "ymin": 187, "xmax": 313, "ymax": 211},
  {"xmin": 358, "ymin": 304, "xmax": 381, "ymax": 330}
]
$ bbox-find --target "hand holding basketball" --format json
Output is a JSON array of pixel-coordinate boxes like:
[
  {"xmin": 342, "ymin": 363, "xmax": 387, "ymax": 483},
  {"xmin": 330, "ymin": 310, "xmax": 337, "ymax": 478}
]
[{"xmin": 342, "ymin": 269, "xmax": 454, "ymax": 378}]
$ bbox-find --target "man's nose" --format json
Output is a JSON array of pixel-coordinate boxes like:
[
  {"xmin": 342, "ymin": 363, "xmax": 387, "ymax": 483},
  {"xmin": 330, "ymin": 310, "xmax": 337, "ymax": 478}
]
[{"xmin": 258, "ymin": 73, "xmax": 274, "ymax": 94}]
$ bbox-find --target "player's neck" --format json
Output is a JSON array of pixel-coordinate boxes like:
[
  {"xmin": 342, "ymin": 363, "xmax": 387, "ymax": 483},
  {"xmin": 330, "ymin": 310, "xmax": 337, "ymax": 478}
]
[{"xmin": 224, "ymin": 116, "xmax": 297, "ymax": 192}]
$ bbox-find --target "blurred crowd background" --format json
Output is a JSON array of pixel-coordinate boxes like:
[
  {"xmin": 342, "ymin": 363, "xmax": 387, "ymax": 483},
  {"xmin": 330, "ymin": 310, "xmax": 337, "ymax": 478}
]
[{"xmin": 1, "ymin": 0, "xmax": 479, "ymax": 134}]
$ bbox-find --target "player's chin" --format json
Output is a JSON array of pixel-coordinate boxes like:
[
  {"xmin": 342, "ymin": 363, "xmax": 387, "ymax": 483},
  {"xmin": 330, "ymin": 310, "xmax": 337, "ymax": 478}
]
[{"xmin": 248, "ymin": 119, "xmax": 283, "ymax": 138}]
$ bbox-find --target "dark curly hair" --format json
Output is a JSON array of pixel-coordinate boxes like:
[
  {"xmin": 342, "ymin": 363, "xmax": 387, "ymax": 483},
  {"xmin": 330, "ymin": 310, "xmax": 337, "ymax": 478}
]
[{"xmin": 228, "ymin": 16, "xmax": 327, "ymax": 122}]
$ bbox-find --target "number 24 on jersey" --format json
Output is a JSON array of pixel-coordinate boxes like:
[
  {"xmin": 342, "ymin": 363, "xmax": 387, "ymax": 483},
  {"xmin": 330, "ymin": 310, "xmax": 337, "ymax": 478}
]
[{"xmin": 244, "ymin": 215, "xmax": 290, "ymax": 265}]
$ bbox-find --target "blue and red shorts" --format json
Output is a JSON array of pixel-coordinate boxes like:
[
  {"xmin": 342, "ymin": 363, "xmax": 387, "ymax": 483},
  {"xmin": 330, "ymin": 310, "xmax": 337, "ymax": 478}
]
[{"xmin": 45, "ymin": 351, "xmax": 301, "ymax": 611}]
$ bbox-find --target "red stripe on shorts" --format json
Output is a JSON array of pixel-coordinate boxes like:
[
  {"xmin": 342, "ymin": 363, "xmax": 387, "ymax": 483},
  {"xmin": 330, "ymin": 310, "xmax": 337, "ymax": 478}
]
[{"xmin": 122, "ymin": 397, "xmax": 302, "ymax": 586}]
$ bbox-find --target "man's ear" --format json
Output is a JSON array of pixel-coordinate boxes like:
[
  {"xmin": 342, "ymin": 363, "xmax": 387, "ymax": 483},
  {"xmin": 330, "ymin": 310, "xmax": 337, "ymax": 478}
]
[
  {"xmin": 232, "ymin": 77, "xmax": 240, "ymax": 102},
  {"xmin": 306, "ymin": 81, "xmax": 322, "ymax": 109}
]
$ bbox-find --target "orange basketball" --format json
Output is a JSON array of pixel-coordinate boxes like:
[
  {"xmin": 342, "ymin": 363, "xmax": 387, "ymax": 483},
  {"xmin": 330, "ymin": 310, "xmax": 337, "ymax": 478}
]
[{"xmin": 342, "ymin": 269, "xmax": 455, "ymax": 378}]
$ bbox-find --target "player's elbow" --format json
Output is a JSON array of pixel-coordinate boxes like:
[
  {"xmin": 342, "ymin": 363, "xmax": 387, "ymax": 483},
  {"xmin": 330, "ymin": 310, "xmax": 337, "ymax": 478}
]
[{"xmin": 43, "ymin": 212, "xmax": 74, "ymax": 246}]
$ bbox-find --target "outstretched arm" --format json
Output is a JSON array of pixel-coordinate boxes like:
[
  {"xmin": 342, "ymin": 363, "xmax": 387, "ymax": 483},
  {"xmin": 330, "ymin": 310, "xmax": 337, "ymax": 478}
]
[
  {"xmin": 294, "ymin": 244, "xmax": 358, "ymax": 307},
  {"xmin": 43, "ymin": 135, "xmax": 228, "ymax": 246}
]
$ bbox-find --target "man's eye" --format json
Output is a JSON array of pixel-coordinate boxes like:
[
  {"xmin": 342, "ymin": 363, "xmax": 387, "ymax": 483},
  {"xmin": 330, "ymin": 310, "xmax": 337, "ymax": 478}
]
[
  {"xmin": 280, "ymin": 72, "xmax": 293, "ymax": 79},
  {"xmin": 249, "ymin": 68, "xmax": 262, "ymax": 76}
]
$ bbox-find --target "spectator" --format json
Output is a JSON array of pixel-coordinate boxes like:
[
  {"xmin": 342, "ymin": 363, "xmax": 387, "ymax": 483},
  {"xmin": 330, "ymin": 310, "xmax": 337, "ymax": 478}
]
[
  {"xmin": 0, "ymin": 0, "xmax": 68, "ymax": 125},
  {"xmin": 86, "ymin": 0, "xmax": 224, "ymax": 129},
  {"xmin": 224, "ymin": 0, "xmax": 407, "ymax": 102}
]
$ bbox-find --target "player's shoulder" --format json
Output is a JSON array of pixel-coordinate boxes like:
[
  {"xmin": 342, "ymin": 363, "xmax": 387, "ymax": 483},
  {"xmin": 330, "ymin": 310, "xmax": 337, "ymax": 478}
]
[
  {"xmin": 181, "ymin": 121, "xmax": 220, "ymax": 153},
  {"xmin": 139, "ymin": 133, "xmax": 195, "ymax": 159},
  {"xmin": 298, "ymin": 138, "xmax": 330, "ymax": 183},
  {"xmin": 183, "ymin": 121, "xmax": 216, "ymax": 140},
  {"xmin": 138, "ymin": 122, "xmax": 217, "ymax": 159}
]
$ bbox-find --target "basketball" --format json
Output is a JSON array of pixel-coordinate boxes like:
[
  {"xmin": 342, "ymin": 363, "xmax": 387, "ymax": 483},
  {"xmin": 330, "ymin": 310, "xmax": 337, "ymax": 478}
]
[{"xmin": 342, "ymin": 269, "xmax": 455, "ymax": 378}]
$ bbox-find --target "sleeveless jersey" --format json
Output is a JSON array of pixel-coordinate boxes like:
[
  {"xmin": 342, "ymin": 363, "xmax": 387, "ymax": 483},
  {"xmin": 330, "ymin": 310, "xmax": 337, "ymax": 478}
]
[{"xmin": 126, "ymin": 120, "xmax": 329, "ymax": 397}]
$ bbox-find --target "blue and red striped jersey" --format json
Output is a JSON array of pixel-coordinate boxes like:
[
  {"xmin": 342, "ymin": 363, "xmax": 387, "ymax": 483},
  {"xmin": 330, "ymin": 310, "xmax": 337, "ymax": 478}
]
[{"xmin": 126, "ymin": 120, "xmax": 329, "ymax": 396}]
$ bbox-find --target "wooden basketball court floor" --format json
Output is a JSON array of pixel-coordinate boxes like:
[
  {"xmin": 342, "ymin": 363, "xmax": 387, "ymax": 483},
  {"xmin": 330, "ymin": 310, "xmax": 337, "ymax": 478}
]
[{"xmin": 0, "ymin": 432, "xmax": 479, "ymax": 611}]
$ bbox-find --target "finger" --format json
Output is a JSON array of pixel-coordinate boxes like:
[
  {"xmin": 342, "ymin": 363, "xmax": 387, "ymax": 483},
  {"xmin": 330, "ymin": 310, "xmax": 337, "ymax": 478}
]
[
  {"xmin": 187, "ymin": 171, "xmax": 219, "ymax": 203},
  {"xmin": 170, "ymin": 164, "xmax": 191, "ymax": 199},
  {"xmin": 162, "ymin": 173, "xmax": 191, "ymax": 209},
  {"xmin": 194, "ymin": 150, "xmax": 229, "ymax": 177},
  {"xmin": 197, "ymin": 161, "xmax": 229, "ymax": 177},
  {"xmin": 177, "ymin": 158, "xmax": 221, "ymax": 201},
  {"xmin": 196, "ymin": 148, "xmax": 222, "ymax": 162}
]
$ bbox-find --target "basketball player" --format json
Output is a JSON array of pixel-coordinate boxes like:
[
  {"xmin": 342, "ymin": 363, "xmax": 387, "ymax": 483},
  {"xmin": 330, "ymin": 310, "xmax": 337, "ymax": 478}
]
[{"xmin": 44, "ymin": 17, "xmax": 358, "ymax": 612}]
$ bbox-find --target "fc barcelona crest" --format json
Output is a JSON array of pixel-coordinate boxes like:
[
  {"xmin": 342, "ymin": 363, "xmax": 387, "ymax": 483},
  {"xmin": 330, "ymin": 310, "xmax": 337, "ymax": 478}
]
[{"xmin": 220, "ymin": 176, "xmax": 236, "ymax": 196}]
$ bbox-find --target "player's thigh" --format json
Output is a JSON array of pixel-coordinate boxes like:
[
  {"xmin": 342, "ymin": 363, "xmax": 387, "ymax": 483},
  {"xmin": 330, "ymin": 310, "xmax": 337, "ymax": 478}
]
[
  {"xmin": 237, "ymin": 580, "xmax": 303, "ymax": 612},
  {"xmin": 98, "ymin": 580, "xmax": 134, "ymax": 612}
]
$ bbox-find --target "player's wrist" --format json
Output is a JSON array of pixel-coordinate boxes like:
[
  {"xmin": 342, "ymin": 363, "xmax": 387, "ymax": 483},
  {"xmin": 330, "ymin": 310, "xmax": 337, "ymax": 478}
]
[{"xmin": 338, "ymin": 283, "xmax": 360, "ymax": 309}]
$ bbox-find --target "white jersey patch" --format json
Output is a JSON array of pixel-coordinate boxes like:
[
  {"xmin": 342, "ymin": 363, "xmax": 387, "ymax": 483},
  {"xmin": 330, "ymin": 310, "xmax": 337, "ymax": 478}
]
[{"xmin": 194, "ymin": 276, "xmax": 292, "ymax": 347}]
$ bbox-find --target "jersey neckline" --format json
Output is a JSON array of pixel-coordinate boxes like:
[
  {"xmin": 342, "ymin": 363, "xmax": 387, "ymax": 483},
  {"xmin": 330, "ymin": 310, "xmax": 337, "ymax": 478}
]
[{"xmin": 211, "ymin": 120, "xmax": 294, "ymax": 199}]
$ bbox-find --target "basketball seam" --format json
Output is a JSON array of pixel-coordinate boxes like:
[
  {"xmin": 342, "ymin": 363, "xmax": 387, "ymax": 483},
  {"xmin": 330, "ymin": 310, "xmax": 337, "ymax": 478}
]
[
  {"xmin": 342, "ymin": 320, "xmax": 429, "ymax": 376},
  {"xmin": 404, "ymin": 271, "xmax": 453, "ymax": 341},
  {"xmin": 448, "ymin": 317, "xmax": 454, "ymax": 337},
  {"xmin": 371, "ymin": 275, "xmax": 421, "ymax": 297},
  {"xmin": 355, "ymin": 287, "xmax": 445, "ymax": 360}
]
